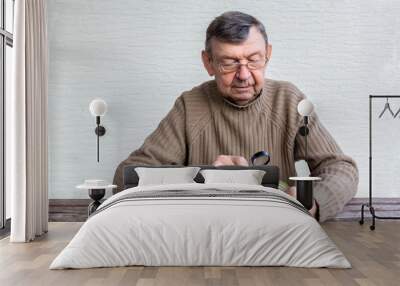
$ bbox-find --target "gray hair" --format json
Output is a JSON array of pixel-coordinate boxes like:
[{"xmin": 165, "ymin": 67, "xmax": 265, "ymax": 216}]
[{"xmin": 205, "ymin": 11, "xmax": 269, "ymax": 55}]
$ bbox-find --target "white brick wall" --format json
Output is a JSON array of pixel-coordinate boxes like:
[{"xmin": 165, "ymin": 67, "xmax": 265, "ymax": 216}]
[{"xmin": 48, "ymin": 0, "xmax": 400, "ymax": 199}]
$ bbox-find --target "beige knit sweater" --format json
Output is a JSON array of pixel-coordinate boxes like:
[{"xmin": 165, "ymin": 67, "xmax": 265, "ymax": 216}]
[{"xmin": 113, "ymin": 79, "xmax": 359, "ymax": 222}]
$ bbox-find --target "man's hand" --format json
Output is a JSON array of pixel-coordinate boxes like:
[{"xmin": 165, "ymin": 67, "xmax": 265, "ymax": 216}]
[
  {"xmin": 285, "ymin": 186, "xmax": 318, "ymax": 218},
  {"xmin": 212, "ymin": 155, "xmax": 249, "ymax": 166}
]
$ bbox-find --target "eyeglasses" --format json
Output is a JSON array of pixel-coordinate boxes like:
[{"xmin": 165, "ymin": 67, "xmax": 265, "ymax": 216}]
[{"xmin": 213, "ymin": 57, "xmax": 269, "ymax": 74}]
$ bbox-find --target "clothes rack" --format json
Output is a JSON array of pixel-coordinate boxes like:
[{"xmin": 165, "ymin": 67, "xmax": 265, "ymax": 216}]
[{"xmin": 360, "ymin": 95, "xmax": 400, "ymax": 230}]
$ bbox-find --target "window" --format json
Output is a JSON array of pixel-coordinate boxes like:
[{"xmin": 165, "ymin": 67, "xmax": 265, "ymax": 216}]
[{"xmin": 0, "ymin": 0, "xmax": 13, "ymax": 231}]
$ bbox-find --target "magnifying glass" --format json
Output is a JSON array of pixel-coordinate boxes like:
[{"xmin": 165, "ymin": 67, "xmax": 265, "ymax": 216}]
[{"xmin": 250, "ymin": 151, "xmax": 270, "ymax": 166}]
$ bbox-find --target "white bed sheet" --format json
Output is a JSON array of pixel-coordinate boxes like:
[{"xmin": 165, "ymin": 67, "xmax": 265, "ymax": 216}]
[{"xmin": 50, "ymin": 183, "xmax": 350, "ymax": 269}]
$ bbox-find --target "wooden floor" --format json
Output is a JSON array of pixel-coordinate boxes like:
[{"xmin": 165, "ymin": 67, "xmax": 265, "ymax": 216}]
[{"xmin": 0, "ymin": 221, "xmax": 399, "ymax": 286}]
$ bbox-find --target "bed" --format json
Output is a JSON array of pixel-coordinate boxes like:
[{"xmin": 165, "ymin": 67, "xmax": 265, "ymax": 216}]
[{"xmin": 50, "ymin": 165, "xmax": 350, "ymax": 269}]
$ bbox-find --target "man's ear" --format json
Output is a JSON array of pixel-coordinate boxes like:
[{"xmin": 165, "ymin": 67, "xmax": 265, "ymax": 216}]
[
  {"xmin": 266, "ymin": 44, "xmax": 272, "ymax": 61},
  {"xmin": 201, "ymin": 50, "xmax": 215, "ymax": 76}
]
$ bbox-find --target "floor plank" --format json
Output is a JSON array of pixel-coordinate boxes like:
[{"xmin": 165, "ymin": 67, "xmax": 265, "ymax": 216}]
[{"xmin": 0, "ymin": 221, "xmax": 399, "ymax": 286}]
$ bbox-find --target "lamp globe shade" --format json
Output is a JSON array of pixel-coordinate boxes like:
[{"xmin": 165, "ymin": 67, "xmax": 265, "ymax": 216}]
[
  {"xmin": 297, "ymin": 99, "xmax": 314, "ymax": 116},
  {"xmin": 89, "ymin": 99, "xmax": 107, "ymax": 117}
]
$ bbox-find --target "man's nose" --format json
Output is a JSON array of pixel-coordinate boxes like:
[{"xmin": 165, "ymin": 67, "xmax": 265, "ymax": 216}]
[{"xmin": 236, "ymin": 64, "xmax": 251, "ymax": 81}]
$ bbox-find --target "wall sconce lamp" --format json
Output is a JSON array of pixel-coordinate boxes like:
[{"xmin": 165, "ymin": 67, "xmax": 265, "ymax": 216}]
[
  {"xmin": 89, "ymin": 99, "xmax": 107, "ymax": 162},
  {"xmin": 297, "ymin": 99, "xmax": 314, "ymax": 160}
]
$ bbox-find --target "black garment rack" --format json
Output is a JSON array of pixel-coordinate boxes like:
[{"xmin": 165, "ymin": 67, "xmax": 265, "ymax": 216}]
[{"xmin": 360, "ymin": 95, "xmax": 400, "ymax": 230}]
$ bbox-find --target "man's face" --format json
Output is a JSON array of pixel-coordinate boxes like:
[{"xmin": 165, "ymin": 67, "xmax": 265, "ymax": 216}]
[{"xmin": 202, "ymin": 26, "xmax": 272, "ymax": 106}]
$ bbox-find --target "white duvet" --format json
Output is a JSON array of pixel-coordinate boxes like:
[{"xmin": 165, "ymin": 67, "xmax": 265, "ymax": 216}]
[{"xmin": 50, "ymin": 183, "xmax": 350, "ymax": 269}]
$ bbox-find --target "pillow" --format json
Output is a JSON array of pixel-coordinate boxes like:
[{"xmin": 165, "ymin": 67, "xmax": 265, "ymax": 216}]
[
  {"xmin": 200, "ymin": 169, "xmax": 266, "ymax": 185},
  {"xmin": 135, "ymin": 167, "xmax": 201, "ymax": 186}
]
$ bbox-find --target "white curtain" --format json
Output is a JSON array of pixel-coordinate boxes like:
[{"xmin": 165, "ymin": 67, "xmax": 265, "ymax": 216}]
[{"xmin": 9, "ymin": 0, "xmax": 48, "ymax": 242}]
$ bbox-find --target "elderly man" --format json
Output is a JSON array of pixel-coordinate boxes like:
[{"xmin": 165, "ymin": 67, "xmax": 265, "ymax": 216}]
[{"xmin": 113, "ymin": 11, "xmax": 358, "ymax": 222}]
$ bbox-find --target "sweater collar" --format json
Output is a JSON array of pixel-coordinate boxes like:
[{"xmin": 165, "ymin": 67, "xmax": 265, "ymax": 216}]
[
  {"xmin": 211, "ymin": 80, "xmax": 265, "ymax": 110},
  {"xmin": 221, "ymin": 89, "xmax": 263, "ymax": 109}
]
